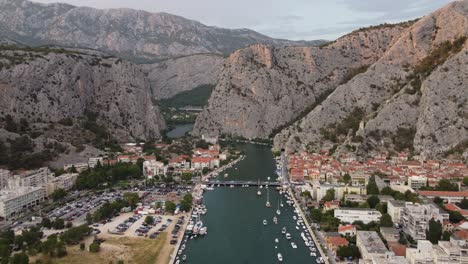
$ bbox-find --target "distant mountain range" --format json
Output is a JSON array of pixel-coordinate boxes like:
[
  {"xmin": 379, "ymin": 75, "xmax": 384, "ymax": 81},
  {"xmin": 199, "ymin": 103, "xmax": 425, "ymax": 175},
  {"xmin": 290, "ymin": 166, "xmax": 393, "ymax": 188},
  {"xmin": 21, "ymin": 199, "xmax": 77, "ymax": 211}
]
[
  {"xmin": 194, "ymin": 0, "xmax": 468, "ymax": 160},
  {"xmin": 0, "ymin": 0, "xmax": 326, "ymax": 61}
]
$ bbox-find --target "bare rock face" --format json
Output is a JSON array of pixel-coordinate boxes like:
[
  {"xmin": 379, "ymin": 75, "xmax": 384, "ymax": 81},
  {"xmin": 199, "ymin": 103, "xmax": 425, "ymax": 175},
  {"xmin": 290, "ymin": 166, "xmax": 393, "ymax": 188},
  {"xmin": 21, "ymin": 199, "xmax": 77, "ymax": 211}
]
[
  {"xmin": 193, "ymin": 25, "xmax": 407, "ymax": 138},
  {"xmin": 274, "ymin": 0, "xmax": 468, "ymax": 159},
  {"xmin": 0, "ymin": 0, "xmax": 325, "ymax": 61},
  {"xmin": 142, "ymin": 54, "xmax": 224, "ymax": 99},
  {"xmin": 0, "ymin": 48, "xmax": 165, "ymax": 141}
]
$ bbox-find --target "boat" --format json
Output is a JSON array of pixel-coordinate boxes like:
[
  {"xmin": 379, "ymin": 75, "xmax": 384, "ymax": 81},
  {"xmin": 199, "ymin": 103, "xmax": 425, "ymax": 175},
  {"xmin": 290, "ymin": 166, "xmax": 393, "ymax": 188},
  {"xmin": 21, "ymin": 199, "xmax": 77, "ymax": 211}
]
[
  {"xmin": 296, "ymin": 226, "xmax": 299, "ymax": 230},
  {"xmin": 282, "ymin": 227, "xmax": 286, "ymax": 234},
  {"xmin": 276, "ymin": 200, "xmax": 281, "ymax": 215},
  {"xmin": 280, "ymin": 199, "xmax": 284, "ymax": 207},
  {"xmin": 224, "ymin": 173, "xmax": 228, "ymax": 178},
  {"xmin": 257, "ymin": 179, "xmax": 262, "ymax": 196},
  {"xmin": 182, "ymin": 255, "xmax": 187, "ymax": 261},
  {"xmin": 286, "ymin": 233, "xmax": 291, "ymax": 240},
  {"xmin": 311, "ymin": 252, "xmax": 317, "ymax": 257},
  {"xmin": 273, "ymin": 216, "xmax": 278, "ymax": 224},
  {"xmin": 291, "ymin": 242, "xmax": 297, "ymax": 249},
  {"xmin": 199, "ymin": 227, "xmax": 207, "ymax": 235},
  {"xmin": 305, "ymin": 241, "xmax": 310, "ymax": 247},
  {"xmin": 293, "ymin": 216, "xmax": 297, "ymax": 220},
  {"xmin": 277, "ymin": 253, "xmax": 283, "ymax": 262},
  {"xmin": 263, "ymin": 219, "xmax": 268, "ymax": 226},
  {"xmin": 275, "ymin": 238, "xmax": 279, "ymax": 243},
  {"xmin": 266, "ymin": 188, "xmax": 271, "ymax": 207}
]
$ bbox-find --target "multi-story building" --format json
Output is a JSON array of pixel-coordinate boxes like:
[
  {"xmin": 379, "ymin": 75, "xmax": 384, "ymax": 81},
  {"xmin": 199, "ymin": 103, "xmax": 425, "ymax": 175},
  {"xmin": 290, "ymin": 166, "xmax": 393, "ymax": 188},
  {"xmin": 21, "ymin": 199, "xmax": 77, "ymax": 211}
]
[
  {"xmin": 388, "ymin": 200, "xmax": 406, "ymax": 224},
  {"xmin": 46, "ymin": 173, "xmax": 79, "ymax": 195},
  {"xmin": 418, "ymin": 191, "xmax": 468, "ymax": 204},
  {"xmin": 371, "ymin": 252, "xmax": 408, "ymax": 264},
  {"xmin": 12, "ymin": 167, "xmax": 51, "ymax": 188},
  {"xmin": 406, "ymin": 240, "xmax": 434, "ymax": 264},
  {"xmin": 406, "ymin": 240, "xmax": 467, "ymax": 264},
  {"xmin": 88, "ymin": 157, "xmax": 104, "ymax": 168},
  {"xmin": 408, "ymin": 175, "xmax": 427, "ymax": 190},
  {"xmin": 0, "ymin": 169, "xmax": 10, "ymax": 189},
  {"xmin": 356, "ymin": 231, "xmax": 389, "ymax": 263},
  {"xmin": 64, "ymin": 162, "xmax": 89, "ymax": 172},
  {"xmin": 143, "ymin": 160, "xmax": 167, "ymax": 179},
  {"xmin": 316, "ymin": 184, "xmax": 367, "ymax": 201},
  {"xmin": 334, "ymin": 208, "xmax": 382, "ymax": 224},
  {"xmin": 191, "ymin": 157, "xmax": 219, "ymax": 170},
  {"xmin": 0, "ymin": 185, "xmax": 46, "ymax": 219},
  {"xmin": 401, "ymin": 202, "xmax": 448, "ymax": 240}
]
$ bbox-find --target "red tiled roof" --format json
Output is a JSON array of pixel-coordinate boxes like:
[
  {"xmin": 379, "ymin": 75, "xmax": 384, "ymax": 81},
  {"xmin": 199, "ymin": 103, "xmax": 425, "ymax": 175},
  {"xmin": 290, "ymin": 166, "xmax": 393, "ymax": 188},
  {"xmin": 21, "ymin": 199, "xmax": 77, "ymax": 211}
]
[
  {"xmin": 419, "ymin": 191, "xmax": 468, "ymax": 197},
  {"xmin": 327, "ymin": 237, "xmax": 349, "ymax": 246},
  {"xmin": 338, "ymin": 225, "xmax": 355, "ymax": 232}
]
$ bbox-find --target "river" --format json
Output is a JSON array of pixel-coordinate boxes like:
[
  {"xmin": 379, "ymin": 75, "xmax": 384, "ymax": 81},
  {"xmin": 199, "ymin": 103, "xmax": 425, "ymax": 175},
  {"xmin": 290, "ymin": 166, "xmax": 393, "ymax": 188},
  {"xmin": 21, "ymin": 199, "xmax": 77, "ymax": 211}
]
[
  {"xmin": 182, "ymin": 143, "xmax": 322, "ymax": 264},
  {"xmin": 166, "ymin": 124, "xmax": 194, "ymax": 138}
]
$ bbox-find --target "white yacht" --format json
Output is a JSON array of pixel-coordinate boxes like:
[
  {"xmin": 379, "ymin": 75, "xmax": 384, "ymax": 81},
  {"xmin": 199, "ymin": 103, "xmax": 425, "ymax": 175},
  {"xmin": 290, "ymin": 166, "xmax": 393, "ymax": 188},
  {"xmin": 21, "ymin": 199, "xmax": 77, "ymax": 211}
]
[
  {"xmin": 275, "ymin": 238, "xmax": 279, "ymax": 243},
  {"xmin": 291, "ymin": 242, "xmax": 297, "ymax": 249},
  {"xmin": 263, "ymin": 219, "xmax": 268, "ymax": 226},
  {"xmin": 273, "ymin": 216, "xmax": 278, "ymax": 224},
  {"xmin": 286, "ymin": 233, "xmax": 291, "ymax": 240},
  {"xmin": 257, "ymin": 179, "xmax": 262, "ymax": 196},
  {"xmin": 266, "ymin": 188, "xmax": 271, "ymax": 207},
  {"xmin": 277, "ymin": 253, "xmax": 283, "ymax": 262},
  {"xmin": 282, "ymin": 227, "xmax": 286, "ymax": 234}
]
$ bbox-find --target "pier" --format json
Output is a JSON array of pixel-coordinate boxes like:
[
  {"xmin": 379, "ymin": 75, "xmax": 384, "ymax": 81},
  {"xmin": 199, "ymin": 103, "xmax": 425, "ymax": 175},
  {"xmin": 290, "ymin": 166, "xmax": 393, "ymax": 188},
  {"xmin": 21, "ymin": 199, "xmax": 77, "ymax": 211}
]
[{"xmin": 203, "ymin": 180, "xmax": 282, "ymax": 187}]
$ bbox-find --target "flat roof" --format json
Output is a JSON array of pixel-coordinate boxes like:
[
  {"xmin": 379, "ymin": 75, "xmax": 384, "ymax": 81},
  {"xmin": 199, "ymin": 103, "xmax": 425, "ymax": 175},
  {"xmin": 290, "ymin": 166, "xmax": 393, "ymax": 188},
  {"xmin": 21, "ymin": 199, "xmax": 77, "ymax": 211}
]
[{"xmin": 357, "ymin": 231, "xmax": 388, "ymax": 254}]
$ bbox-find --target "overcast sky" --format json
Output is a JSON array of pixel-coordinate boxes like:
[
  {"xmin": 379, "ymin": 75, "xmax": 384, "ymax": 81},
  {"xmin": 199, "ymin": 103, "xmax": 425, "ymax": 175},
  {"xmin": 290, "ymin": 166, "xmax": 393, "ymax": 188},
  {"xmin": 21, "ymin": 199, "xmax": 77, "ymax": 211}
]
[{"xmin": 34, "ymin": 0, "xmax": 454, "ymax": 40}]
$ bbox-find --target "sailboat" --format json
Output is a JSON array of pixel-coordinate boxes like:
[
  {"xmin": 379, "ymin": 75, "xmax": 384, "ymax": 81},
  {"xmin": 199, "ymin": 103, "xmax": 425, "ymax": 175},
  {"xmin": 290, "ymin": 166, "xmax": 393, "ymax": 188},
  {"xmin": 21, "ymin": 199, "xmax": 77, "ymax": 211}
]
[
  {"xmin": 280, "ymin": 198, "xmax": 284, "ymax": 207},
  {"xmin": 276, "ymin": 200, "xmax": 281, "ymax": 215},
  {"xmin": 266, "ymin": 188, "xmax": 271, "ymax": 207},
  {"xmin": 257, "ymin": 179, "xmax": 262, "ymax": 196}
]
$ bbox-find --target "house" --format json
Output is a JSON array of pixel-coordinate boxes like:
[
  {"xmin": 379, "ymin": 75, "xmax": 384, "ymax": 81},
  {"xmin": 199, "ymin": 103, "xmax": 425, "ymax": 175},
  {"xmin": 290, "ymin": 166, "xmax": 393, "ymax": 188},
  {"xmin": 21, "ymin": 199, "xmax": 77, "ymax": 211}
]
[
  {"xmin": 326, "ymin": 236, "xmax": 349, "ymax": 252},
  {"xmin": 324, "ymin": 201, "xmax": 340, "ymax": 211},
  {"xmin": 290, "ymin": 168, "xmax": 306, "ymax": 183},
  {"xmin": 338, "ymin": 225, "xmax": 356, "ymax": 237}
]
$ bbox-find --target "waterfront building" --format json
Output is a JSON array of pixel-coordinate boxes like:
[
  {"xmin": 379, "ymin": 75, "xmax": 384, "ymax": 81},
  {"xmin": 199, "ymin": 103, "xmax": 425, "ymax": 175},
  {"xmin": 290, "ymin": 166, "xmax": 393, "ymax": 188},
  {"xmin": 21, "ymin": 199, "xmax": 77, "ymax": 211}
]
[
  {"xmin": 0, "ymin": 184, "xmax": 46, "ymax": 219},
  {"xmin": 46, "ymin": 173, "xmax": 78, "ymax": 195},
  {"xmin": 401, "ymin": 202, "xmax": 448, "ymax": 240},
  {"xmin": 356, "ymin": 231, "xmax": 388, "ymax": 263},
  {"xmin": 338, "ymin": 224, "xmax": 356, "ymax": 236},
  {"xmin": 326, "ymin": 236, "xmax": 349, "ymax": 252},
  {"xmin": 191, "ymin": 157, "xmax": 219, "ymax": 170},
  {"xmin": 334, "ymin": 208, "xmax": 382, "ymax": 224},
  {"xmin": 387, "ymin": 200, "xmax": 406, "ymax": 224}
]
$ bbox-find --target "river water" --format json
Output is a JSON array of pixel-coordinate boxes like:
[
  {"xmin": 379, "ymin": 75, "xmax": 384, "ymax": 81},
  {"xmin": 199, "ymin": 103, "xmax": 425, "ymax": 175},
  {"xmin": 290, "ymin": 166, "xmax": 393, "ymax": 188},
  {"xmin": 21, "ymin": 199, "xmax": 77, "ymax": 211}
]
[
  {"xmin": 166, "ymin": 124, "xmax": 194, "ymax": 138},
  {"xmin": 182, "ymin": 143, "xmax": 321, "ymax": 264}
]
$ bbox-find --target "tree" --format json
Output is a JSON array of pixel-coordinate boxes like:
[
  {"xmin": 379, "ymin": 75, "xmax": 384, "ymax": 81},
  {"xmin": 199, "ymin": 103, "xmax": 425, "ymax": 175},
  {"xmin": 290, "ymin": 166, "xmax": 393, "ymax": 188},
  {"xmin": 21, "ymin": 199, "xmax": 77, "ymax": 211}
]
[
  {"xmin": 56, "ymin": 241, "xmax": 67, "ymax": 257},
  {"xmin": 86, "ymin": 213, "xmax": 93, "ymax": 225},
  {"xmin": 66, "ymin": 222, "xmax": 73, "ymax": 228},
  {"xmin": 426, "ymin": 218, "xmax": 443, "ymax": 244},
  {"xmin": 80, "ymin": 243, "xmax": 85, "ymax": 251},
  {"xmin": 436, "ymin": 179, "xmax": 459, "ymax": 191},
  {"xmin": 463, "ymin": 177, "xmax": 468, "ymax": 186},
  {"xmin": 181, "ymin": 172, "xmax": 193, "ymax": 182},
  {"xmin": 433, "ymin": 196, "xmax": 443, "ymax": 205},
  {"xmin": 343, "ymin": 173, "xmax": 351, "ymax": 184},
  {"xmin": 179, "ymin": 194, "xmax": 193, "ymax": 212},
  {"xmin": 41, "ymin": 217, "xmax": 52, "ymax": 229},
  {"xmin": 322, "ymin": 189, "xmax": 336, "ymax": 202},
  {"xmin": 367, "ymin": 176, "xmax": 380, "ymax": 195},
  {"xmin": 123, "ymin": 192, "xmax": 139, "ymax": 208},
  {"xmin": 449, "ymin": 211, "xmax": 465, "ymax": 223},
  {"xmin": 144, "ymin": 216, "xmax": 154, "ymax": 225},
  {"xmin": 442, "ymin": 231, "xmax": 451, "ymax": 241},
  {"xmin": 53, "ymin": 218, "xmax": 65, "ymax": 229},
  {"xmin": 367, "ymin": 195, "xmax": 380, "ymax": 209},
  {"xmin": 398, "ymin": 235, "xmax": 408, "ymax": 245},
  {"xmin": 459, "ymin": 198, "xmax": 468, "ymax": 209},
  {"xmin": 51, "ymin": 188, "xmax": 67, "ymax": 201},
  {"xmin": 10, "ymin": 252, "xmax": 29, "ymax": 264},
  {"xmin": 89, "ymin": 242, "xmax": 100, "ymax": 252},
  {"xmin": 337, "ymin": 244, "xmax": 360, "ymax": 259},
  {"xmin": 165, "ymin": 201, "xmax": 176, "ymax": 213},
  {"xmin": 380, "ymin": 214, "xmax": 393, "ymax": 227},
  {"xmin": 310, "ymin": 208, "xmax": 322, "ymax": 222}
]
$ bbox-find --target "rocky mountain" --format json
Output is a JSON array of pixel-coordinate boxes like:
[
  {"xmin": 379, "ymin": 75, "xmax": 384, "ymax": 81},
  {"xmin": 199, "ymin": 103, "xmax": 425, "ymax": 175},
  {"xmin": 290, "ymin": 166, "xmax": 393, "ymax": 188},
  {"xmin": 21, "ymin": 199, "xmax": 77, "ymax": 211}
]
[
  {"xmin": 194, "ymin": 0, "xmax": 468, "ymax": 159},
  {"xmin": 0, "ymin": 46, "xmax": 165, "ymax": 143},
  {"xmin": 0, "ymin": 0, "xmax": 325, "ymax": 61},
  {"xmin": 141, "ymin": 54, "xmax": 224, "ymax": 99}
]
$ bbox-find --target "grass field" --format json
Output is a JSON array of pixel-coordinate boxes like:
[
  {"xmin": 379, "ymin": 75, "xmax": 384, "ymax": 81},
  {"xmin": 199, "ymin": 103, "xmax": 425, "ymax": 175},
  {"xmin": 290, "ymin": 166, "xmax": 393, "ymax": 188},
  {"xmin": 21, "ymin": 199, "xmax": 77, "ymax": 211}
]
[{"xmin": 37, "ymin": 233, "xmax": 171, "ymax": 264}]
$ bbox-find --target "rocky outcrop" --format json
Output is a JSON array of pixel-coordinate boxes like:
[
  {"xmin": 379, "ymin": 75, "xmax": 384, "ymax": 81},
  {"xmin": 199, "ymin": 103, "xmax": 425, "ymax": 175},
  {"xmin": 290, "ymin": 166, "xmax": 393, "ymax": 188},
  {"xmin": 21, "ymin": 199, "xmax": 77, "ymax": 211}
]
[
  {"xmin": 0, "ymin": 47, "xmax": 165, "ymax": 141},
  {"xmin": 142, "ymin": 54, "xmax": 224, "ymax": 99},
  {"xmin": 0, "ymin": 0, "xmax": 325, "ymax": 61},
  {"xmin": 274, "ymin": 0, "xmax": 468, "ymax": 159},
  {"xmin": 193, "ymin": 23, "xmax": 407, "ymax": 138}
]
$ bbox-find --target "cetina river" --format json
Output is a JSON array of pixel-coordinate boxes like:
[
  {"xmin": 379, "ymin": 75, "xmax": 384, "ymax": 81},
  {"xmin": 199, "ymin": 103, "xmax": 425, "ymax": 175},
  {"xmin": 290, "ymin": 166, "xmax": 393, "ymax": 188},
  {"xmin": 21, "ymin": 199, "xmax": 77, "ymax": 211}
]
[{"xmin": 183, "ymin": 143, "xmax": 322, "ymax": 264}]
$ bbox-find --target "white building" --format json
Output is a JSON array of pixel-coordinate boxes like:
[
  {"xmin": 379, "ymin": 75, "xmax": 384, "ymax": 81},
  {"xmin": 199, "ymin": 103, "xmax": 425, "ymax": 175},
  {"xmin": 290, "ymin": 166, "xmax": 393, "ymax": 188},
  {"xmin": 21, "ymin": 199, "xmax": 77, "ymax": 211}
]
[
  {"xmin": 46, "ymin": 173, "xmax": 78, "ymax": 195},
  {"xmin": 408, "ymin": 175, "xmax": 427, "ymax": 190},
  {"xmin": 402, "ymin": 202, "xmax": 449, "ymax": 240},
  {"xmin": 406, "ymin": 240, "xmax": 466, "ymax": 264},
  {"xmin": 371, "ymin": 252, "xmax": 408, "ymax": 264},
  {"xmin": 64, "ymin": 162, "xmax": 88, "ymax": 172},
  {"xmin": 88, "ymin": 157, "xmax": 104, "ymax": 168},
  {"xmin": 12, "ymin": 167, "xmax": 51, "ymax": 188},
  {"xmin": 387, "ymin": 200, "xmax": 406, "ymax": 224},
  {"xmin": 334, "ymin": 208, "xmax": 382, "ymax": 224},
  {"xmin": 143, "ymin": 160, "xmax": 167, "ymax": 179},
  {"xmin": 0, "ymin": 185, "xmax": 46, "ymax": 219},
  {"xmin": 356, "ymin": 231, "xmax": 389, "ymax": 263},
  {"xmin": 0, "ymin": 169, "xmax": 10, "ymax": 189}
]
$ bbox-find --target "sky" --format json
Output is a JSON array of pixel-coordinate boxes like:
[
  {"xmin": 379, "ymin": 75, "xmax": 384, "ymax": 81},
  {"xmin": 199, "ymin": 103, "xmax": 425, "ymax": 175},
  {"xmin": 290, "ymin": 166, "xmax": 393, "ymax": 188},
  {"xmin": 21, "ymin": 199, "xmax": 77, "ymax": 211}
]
[{"xmin": 34, "ymin": 0, "xmax": 455, "ymax": 40}]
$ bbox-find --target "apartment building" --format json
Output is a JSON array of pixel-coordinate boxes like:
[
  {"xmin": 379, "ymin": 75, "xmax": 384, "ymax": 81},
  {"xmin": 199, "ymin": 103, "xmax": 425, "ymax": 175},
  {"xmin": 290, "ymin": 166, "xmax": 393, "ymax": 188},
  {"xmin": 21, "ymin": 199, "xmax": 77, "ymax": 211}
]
[
  {"xmin": 0, "ymin": 185, "xmax": 46, "ymax": 219},
  {"xmin": 143, "ymin": 160, "xmax": 167, "ymax": 179},
  {"xmin": 406, "ymin": 240, "xmax": 468, "ymax": 264},
  {"xmin": 401, "ymin": 202, "xmax": 449, "ymax": 240},
  {"xmin": 12, "ymin": 167, "xmax": 51, "ymax": 188},
  {"xmin": 46, "ymin": 173, "xmax": 78, "ymax": 195},
  {"xmin": 408, "ymin": 175, "xmax": 427, "ymax": 190},
  {"xmin": 334, "ymin": 208, "xmax": 382, "ymax": 224},
  {"xmin": 0, "ymin": 169, "xmax": 10, "ymax": 189},
  {"xmin": 387, "ymin": 200, "xmax": 406, "ymax": 224},
  {"xmin": 356, "ymin": 231, "xmax": 389, "ymax": 263}
]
